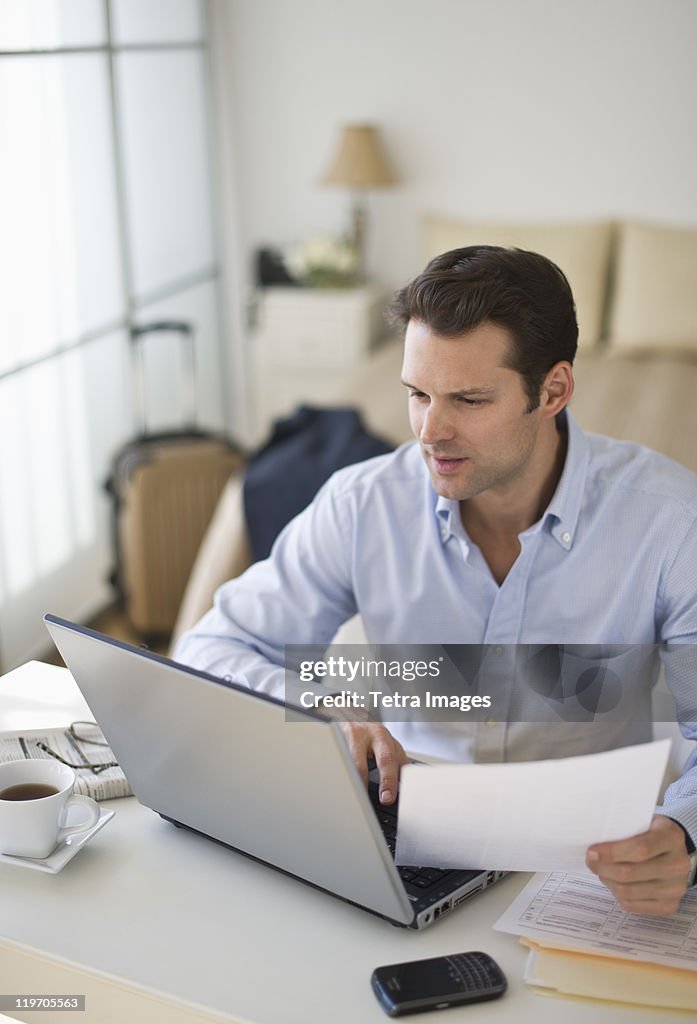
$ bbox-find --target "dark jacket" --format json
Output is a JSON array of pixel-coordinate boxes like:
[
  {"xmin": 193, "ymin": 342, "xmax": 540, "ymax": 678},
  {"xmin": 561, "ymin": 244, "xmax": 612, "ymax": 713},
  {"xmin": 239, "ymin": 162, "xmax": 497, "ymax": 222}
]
[{"xmin": 243, "ymin": 405, "xmax": 393, "ymax": 561}]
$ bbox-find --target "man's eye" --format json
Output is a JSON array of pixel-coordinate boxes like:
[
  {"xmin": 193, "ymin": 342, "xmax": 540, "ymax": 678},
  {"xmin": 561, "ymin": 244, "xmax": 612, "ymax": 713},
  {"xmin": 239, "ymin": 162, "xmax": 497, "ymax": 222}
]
[
  {"xmin": 458, "ymin": 397, "xmax": 484, "ymax": 407},
  {"xmin": 408, "ymin": 390, "xmax": 428, "ymax": 400}
]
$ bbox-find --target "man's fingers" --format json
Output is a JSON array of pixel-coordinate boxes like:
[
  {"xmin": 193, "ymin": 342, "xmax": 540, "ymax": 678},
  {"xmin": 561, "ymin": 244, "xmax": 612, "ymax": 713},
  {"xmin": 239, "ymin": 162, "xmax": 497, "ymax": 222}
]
[
  {"xmin": 339, "ymin": 722, "xmax": 408, "ymax": 803},
  {"xmin": 588, "ymin": 849, "xmax": 689, "ymax": 885},
  {"xmin": 587, "ymin": 815, "xmax": 686, "ymax": 865},
  {"xmin": 588, "ymin": 833, "xmax": 667, "ymax": 865},
  {"xmin": 590, "ymin": 860, "xmax": 689, "ymax": 915},
  {"xmin": 372, "ymin": 730, "xmax": 410, "ymax": 804},
  {"xmin": 598, "ymin": 869, "xmax": 687, "ymax": 915},
  {"xmin": 585, "ymin": 816, "xmax": 692, "ymax": 915}
]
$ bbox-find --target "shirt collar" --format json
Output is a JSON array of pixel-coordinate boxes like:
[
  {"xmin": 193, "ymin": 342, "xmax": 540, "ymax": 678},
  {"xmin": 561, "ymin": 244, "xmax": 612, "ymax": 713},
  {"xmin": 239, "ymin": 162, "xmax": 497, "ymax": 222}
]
[
  {"xmin": 543, "ymin": 409, "xmax": 590, "ymax": 548},
  {"xmin": 434, "ymin": 409, "xmax": 590, "ymax": 550}
]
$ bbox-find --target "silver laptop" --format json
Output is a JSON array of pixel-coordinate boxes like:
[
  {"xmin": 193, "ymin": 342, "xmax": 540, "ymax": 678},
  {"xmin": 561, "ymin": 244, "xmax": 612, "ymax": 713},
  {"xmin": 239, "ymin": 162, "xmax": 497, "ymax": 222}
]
[{"xmin": 44, "ymin": 614, "xmax": 504, "ymax": 929}]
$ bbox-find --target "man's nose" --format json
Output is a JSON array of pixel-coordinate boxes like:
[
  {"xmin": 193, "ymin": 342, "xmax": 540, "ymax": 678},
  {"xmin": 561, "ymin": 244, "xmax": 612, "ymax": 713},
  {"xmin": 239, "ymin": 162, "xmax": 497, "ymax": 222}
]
[{"xmin": 420, "ymin": 404, "xmax": 455, "ymax": 446}]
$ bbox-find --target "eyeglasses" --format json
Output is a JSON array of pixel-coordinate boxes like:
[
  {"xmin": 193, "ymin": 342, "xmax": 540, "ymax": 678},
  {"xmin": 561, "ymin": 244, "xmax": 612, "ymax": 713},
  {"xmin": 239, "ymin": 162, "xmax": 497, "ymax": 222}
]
[{"xmin": 37, "ymin": 721, "xmax": 119, "ymax": 775}]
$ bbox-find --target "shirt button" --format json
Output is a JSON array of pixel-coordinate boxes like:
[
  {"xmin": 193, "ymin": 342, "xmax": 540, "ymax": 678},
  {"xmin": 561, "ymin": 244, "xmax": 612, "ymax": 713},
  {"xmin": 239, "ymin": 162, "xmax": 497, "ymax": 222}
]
[
  {"xmin": 485, "ymin": 717, "xmax": 497, "ymax": 726},
  {"xmin": 562, "ymin": 531, "xmax": 571, "ymax": 543},
  {"xmin": 494, "ymin": 645, "xmax": 504, "ymax": 656}
]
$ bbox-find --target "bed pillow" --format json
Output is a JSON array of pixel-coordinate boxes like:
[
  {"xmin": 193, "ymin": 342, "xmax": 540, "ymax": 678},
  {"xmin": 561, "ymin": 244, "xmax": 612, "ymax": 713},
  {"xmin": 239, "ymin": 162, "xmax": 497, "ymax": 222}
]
[
  {"xmin": 607, "ymin": 221, "xmax": 697, "ymax": 354},
  {"xmin": 422, "ymin": 215, "xmax": 614, "ymax": 349}
]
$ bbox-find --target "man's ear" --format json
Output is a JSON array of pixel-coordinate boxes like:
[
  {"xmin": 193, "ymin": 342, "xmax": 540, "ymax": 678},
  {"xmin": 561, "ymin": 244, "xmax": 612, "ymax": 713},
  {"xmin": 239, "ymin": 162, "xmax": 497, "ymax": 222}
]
[{"xmin": 540, "ymin": 361, "xmax": 574, "ymax": 417}]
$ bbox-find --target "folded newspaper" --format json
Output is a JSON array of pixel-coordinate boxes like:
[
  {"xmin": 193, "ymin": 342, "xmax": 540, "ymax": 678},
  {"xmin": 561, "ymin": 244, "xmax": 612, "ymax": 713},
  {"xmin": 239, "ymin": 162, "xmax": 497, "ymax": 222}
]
[{"xmin": 0, "ymin": 726, "xmax": 132, "ymax": 801}]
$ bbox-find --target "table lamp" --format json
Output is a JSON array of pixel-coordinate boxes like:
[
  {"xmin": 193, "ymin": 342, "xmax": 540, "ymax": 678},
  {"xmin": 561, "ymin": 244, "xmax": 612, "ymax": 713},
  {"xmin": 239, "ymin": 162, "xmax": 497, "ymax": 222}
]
[{"xmin": 320, "ymin": 123, "xmax": 397, "ymax": 279}]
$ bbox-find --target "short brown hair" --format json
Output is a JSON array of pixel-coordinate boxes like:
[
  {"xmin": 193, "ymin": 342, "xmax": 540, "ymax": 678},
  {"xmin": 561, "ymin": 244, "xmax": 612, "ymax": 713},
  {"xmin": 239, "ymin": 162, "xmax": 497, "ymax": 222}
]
[{"xmin": 388, "ymin": 245, "xmax": 578, "ymax": 410}]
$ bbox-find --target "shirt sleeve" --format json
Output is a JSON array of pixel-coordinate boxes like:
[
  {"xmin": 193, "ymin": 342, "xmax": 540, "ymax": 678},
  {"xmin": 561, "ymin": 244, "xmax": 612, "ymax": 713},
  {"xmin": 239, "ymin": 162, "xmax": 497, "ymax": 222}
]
[
  {"xmin": 650, "ymin": 647, "xmax": 695, "ymax": 847},
  {"xmin": 172, "ymin": 475, "xmax": 359, "ymax": 704},
  {"xmin": 656, "ymin": 517, "xmax": 697, "ymax": 846}
]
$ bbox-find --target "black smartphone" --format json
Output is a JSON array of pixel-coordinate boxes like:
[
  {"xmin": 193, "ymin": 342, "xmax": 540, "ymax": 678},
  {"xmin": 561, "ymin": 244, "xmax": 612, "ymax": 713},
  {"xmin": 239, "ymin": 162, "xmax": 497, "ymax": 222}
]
[{"xmin": 371, "ymin": 951, "xmax": 507, "ymax": 1017}]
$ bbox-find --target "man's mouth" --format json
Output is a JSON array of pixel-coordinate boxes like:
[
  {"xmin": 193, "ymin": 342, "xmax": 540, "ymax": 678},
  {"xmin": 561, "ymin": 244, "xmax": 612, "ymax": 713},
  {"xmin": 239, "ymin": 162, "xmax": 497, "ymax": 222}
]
[{"xmin": 428, "ymin": 453, "xmax": 469, "ymax": 474}]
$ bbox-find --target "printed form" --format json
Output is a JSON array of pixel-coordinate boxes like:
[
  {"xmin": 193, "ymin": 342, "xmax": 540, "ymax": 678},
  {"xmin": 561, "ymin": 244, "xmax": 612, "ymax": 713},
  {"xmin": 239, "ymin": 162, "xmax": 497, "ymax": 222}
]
[
  {"xmin": 495, "ymin": 871, "xmax": 697, "ymax": 971},
  {"xmin": 395, "ymin": 739, "xmax": 670, "ymax": 873}
]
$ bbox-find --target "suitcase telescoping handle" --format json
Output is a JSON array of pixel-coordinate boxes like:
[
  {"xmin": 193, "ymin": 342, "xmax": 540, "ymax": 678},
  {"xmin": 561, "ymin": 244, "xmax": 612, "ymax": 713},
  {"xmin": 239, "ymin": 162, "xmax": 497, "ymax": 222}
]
[{"xmin": 130, "ymin": 321, "xmax": 197, "ymax": 437}]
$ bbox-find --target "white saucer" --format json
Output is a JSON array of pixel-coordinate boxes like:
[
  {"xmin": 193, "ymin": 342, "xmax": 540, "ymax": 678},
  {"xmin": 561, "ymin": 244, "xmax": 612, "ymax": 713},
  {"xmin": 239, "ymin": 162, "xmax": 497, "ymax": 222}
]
[{"xmin": 0, "ymin": 807, "xmax": 115, "ymax": 874}]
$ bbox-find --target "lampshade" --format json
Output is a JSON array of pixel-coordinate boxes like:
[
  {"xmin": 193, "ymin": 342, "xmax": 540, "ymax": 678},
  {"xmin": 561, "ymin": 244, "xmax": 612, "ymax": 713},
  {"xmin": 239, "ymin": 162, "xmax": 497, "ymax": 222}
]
[{"xmin": 321, "ymin": 124, "xmax": 397, "ymax": 189}]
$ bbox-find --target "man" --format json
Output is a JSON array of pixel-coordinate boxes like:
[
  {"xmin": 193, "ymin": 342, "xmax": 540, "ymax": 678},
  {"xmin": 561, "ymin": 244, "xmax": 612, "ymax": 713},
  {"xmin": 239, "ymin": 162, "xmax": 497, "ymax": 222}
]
[{"xmin": 175, "ymin": 246, "xmax": 697, "ymax": 916}]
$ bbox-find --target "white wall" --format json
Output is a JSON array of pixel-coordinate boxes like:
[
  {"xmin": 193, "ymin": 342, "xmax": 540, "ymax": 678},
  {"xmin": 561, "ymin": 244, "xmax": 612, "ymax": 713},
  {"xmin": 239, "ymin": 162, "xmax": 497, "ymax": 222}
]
[{"xmin": 214, "ymin": 0, "xmax": 697, "ymax": 295}]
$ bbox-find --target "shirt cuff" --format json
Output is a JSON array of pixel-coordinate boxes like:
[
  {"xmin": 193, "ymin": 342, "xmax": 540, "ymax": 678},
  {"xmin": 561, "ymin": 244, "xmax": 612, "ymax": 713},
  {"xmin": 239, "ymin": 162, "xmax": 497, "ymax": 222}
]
[{"xmin": 666, "ymin": 816, "xmax": 696, "ymax": 854}]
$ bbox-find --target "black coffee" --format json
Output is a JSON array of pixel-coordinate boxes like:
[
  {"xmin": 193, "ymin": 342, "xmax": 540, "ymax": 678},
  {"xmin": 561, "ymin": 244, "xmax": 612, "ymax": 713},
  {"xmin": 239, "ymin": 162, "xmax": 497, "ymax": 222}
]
[{"xmin": 0, "ymin": 783, "xmax": 60, "ymax": 801}]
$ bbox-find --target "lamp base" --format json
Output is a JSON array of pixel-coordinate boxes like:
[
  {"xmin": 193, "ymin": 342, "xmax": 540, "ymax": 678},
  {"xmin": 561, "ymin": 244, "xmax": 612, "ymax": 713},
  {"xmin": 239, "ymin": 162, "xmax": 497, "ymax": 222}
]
[{"xmin": 350, "ymin": 197, "xmax": 368, "ymax": 282}]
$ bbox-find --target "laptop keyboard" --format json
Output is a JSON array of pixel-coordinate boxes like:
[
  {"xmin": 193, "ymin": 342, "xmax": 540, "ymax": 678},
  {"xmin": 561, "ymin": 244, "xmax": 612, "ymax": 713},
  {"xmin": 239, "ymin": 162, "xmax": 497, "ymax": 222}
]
[
  {"xmin": 366, "ymin": 767, "xmax": 491, "ymax": 919},
  {"xmin": 369, "ymin": 783, "xmax": 453, "ymax": 890}
]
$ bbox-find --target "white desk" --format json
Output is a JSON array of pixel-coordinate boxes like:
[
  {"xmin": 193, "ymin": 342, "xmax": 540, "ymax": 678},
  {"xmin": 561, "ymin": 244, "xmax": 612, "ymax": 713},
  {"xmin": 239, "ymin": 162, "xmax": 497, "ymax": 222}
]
[{"xmin": 0, "ymin": 664, "xmax": 667, "ymax": 1023}]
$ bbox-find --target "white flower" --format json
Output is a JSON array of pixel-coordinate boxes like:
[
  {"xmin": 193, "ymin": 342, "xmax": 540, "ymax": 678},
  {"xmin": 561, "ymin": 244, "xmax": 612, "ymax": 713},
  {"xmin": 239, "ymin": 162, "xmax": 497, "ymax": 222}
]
[{"xmin": 284, "ymin": 233, "xmax": 357, "ymax": 284}]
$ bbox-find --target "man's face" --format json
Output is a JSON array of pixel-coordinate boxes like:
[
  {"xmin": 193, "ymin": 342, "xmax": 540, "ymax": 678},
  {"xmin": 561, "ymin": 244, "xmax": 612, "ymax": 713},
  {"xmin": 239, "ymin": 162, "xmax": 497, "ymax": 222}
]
[{"xmin": 401, "ymin": 320, "xmax": 545, "ymax": 503}]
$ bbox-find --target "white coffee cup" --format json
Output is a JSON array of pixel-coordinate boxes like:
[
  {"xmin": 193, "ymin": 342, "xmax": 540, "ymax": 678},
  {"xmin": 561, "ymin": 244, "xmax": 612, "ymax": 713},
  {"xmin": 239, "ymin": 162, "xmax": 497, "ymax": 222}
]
[{"xmin": 0, "ymin": 759, "xmax": 101, "ymax": 859}]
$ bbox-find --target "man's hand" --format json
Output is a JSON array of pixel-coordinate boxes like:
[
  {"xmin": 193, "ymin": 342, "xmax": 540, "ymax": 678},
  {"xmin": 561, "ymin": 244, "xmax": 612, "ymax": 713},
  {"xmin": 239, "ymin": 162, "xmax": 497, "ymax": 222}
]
[
  {"xmin": 339, "ymin": 722, "xmax": 410, "ymax": 804},
  {"xmin": 586, "ymin": 815, "xmax": 692, "ymax": 916}
]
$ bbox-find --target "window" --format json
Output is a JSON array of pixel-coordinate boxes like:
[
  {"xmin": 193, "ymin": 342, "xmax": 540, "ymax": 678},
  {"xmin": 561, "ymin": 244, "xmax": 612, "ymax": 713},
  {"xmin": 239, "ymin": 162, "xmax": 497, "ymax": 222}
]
[{"xmin": 0, "ymin": 0, "xmax": 226, "ymax": 669}]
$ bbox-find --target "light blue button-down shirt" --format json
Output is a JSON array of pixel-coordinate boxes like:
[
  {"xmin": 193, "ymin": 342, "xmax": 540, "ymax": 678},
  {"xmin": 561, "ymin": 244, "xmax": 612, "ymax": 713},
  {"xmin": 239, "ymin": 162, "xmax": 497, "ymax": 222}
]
[{"xmin": 175, "ymin": 411, "xmax": 697, "ymax": 841}]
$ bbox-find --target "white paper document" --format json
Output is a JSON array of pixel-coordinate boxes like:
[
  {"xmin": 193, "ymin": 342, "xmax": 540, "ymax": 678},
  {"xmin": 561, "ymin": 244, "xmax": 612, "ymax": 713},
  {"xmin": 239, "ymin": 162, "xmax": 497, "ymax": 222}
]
[
  {"xmin": 394, "ymin": 739, "xmax": 670, "ymax": 873},
  {"xmin": 495, "ymin": 870, "xmax": 697, "ymax": 971}
]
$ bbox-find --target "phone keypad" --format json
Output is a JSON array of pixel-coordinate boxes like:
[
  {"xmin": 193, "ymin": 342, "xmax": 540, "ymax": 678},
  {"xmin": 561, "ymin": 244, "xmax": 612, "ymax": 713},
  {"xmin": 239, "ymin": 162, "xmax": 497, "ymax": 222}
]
[{"xmin": 446, "ymin": 952, "xmax": 501, "ymax": 991}]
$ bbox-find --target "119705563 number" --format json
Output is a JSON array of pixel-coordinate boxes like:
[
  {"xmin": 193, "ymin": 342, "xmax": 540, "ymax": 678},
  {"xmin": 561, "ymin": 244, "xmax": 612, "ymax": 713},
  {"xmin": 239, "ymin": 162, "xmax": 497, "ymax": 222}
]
[{"xmin": 0, "ymin": 995, "xmax": 85, "ymax": 1011}]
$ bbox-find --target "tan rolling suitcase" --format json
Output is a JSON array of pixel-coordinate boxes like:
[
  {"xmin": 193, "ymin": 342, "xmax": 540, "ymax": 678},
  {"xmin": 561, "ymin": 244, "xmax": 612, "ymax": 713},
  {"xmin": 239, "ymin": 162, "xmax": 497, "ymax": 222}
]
[{"xmin": 105, "ymin": 322, "xmax": 244, "ymax": 636}]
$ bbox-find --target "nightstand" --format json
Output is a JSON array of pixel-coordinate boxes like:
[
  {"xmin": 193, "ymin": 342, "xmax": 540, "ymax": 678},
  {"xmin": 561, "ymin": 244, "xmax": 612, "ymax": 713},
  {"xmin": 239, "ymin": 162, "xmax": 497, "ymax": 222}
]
[{"xmin": 252, "ymin": 284, "xmax": 392, "ymax": 439}]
